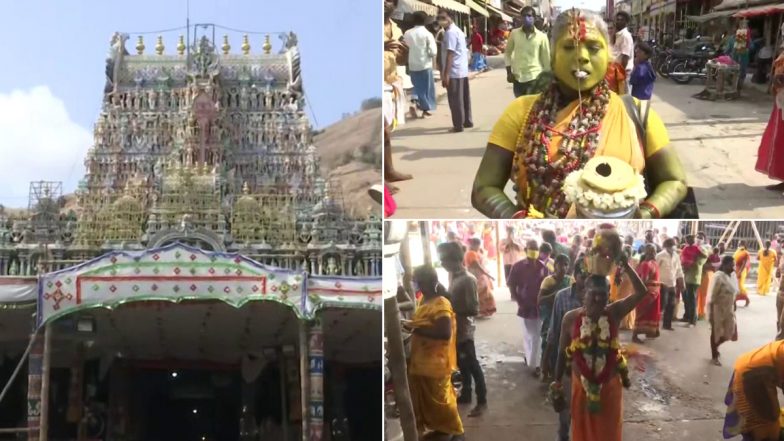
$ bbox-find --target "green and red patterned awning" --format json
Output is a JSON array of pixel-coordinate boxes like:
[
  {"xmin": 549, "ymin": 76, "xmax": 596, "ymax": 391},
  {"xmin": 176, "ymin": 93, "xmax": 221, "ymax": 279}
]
[{"xmin": 37, "ymin": 243, "xmax": 380, "ymax": 327}]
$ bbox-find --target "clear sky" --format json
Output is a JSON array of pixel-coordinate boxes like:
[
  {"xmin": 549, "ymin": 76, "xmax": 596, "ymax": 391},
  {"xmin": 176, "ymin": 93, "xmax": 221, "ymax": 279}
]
[{"xmin": 0, "ymin": 0, "xmax": 380, "ymax": 207}]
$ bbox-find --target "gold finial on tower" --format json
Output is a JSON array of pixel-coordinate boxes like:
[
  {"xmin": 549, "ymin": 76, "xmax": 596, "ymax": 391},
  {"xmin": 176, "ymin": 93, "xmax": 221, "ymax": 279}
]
[
  {"xmin": 177, "ymin": 35, "xmax": 186, "ymax": 55},
  {"xmin": 263, "ymin": 35, "xmax": 272, "ymax": 54},
  {"xmin": 241, "ymin": 35, "xmax": 251, "ymax": 55},
  {"xmin": 136, "ymin": 36, "xmax": 145, "ymax": 55},
  {"xmin": 155, "ymin": 36, "xmax": 165, "ymax": 55},
  {"xmin": 222, "ymin": 35, "xmax": 231, "ymax": 55}
]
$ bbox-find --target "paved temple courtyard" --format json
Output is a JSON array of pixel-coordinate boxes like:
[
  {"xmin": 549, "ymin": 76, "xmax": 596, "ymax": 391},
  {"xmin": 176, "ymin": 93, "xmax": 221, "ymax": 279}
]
[
  {"xmin": 389, "ymin": 67, "xmax": 780, "ymax": 219},
  {"xmin": 461, "ymin": 285, "xmax": 777, "ymax": 440}
]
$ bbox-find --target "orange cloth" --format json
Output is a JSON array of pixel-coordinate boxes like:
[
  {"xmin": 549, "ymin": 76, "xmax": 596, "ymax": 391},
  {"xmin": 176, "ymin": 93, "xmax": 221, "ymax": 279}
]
[
  {"xmin": 697, "ymin": 268, "xmax": 714, "ymax": 318},
  {"xmin": 571, "ymin": 370, "xmax": 623, "ymax": 441},
  {"xmin": 465, "ymin": 250, "xmax": 497, "ymax": 317},
  {"xmin": 728, "ymin": 340, "xmax": 784, "ymax": 440},
  {"xmin": 735, "ymin": 248, "xmax": 751, "ymax": 299},
  {"xmin": 464, "ymin": 250, "xmax": 481, "ymax": 268},
  {"xmin": 609, "ymin": 267, "xmax": 637, "ymax": 330},
  {"xmin": 605, "ymin": 62, "xmax": 628, "ymax": 94}
]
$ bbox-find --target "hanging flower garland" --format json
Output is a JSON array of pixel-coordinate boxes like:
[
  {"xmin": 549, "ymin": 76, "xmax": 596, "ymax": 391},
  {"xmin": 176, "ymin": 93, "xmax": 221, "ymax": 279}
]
[
  {"xmin": 565, "ymin": 311, "xmax": 630, "ymax": 413},
  {"xmin": 511, "ymin": 81, "xmax": 612, "ymax": 218}
]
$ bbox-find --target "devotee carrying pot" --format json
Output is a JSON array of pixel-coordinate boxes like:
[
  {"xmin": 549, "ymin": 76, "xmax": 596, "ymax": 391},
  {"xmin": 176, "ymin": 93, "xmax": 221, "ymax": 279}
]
[{"xmin": 472, "ymin": 9, "xmax": 687, "ymax": 220}]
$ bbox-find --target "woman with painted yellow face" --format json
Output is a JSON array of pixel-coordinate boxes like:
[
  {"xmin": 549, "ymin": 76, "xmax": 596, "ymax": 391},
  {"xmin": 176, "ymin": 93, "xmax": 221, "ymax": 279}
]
[{"xmin": 471, "ymin": 9, "xmax": 687, "ymax": 219}]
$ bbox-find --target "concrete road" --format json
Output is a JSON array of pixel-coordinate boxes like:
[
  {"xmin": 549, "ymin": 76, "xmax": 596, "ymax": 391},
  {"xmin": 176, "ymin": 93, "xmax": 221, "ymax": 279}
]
[
  {"xmin": 388, "ymin": 68, "xmax": 779, "ymax": 219},
  {"xmin": 460, "ymin": 282, "xmax": 779, "ymax": 440}
]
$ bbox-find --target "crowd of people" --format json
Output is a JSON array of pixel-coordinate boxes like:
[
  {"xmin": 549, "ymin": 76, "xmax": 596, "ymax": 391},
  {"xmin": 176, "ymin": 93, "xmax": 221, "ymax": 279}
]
[{"xmin": 400, "ymin": 221, "xmax": 784, "ymax": 441}]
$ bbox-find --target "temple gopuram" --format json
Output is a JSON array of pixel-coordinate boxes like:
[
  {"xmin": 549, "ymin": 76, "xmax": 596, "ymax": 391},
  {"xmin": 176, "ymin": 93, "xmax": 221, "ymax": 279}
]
[{"xmin": 0, "ymin": 29, "xmax": 381, "ymax": 441}]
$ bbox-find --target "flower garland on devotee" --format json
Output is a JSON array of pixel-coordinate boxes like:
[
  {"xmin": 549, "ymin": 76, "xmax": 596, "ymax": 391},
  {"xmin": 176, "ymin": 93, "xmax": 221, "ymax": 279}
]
[
  {"xmin": 511, "ymin": 77, "xmax": 612, "ymax": 219},
  {"xmin": 565, "ymin": 311, "xmax": 630, "ymax": 413}
]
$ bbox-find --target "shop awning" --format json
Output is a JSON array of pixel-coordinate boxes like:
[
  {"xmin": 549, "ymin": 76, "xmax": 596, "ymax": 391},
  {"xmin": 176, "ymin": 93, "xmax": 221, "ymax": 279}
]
[
  {"xmin": 733, "ymin": 3, "xmax": 784, "ymax": 17},
  {"xmin": 685, "ymin": 10, "xmax": 735, "ymax": 22},
  {"xmin": 713, "ymin": 0, "xmax": 773, "ymax": 11},
  {"xmin": 486, "ymin": 3, "xmax": 513, "ymax": 20},
  {"xmin": 428, "ymin": 0, "xmax": 471, "ymax": 14},
  {"xmin": 396, "ymin": 0, "xmax": 439, "ymax": 16},
  {"xmin": 466, "ymin": 0, "xmax": 490, "ymax": 17}
]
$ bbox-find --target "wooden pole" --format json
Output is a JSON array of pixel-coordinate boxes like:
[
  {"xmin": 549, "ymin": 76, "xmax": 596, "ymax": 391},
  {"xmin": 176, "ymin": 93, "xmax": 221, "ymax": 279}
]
[
  {"xmin": 750, "ymin": 220, "xmax": 764, "ymax": 250},
  {"xmin": 399, "ymin": 227, "xmax": 414, "ymax": 300},
  {"xmin": 726, "ymin": 220, "xmax": 742, "ymax": 248},
  {"xmin": 495, "ymin": 222, "xmax": 503, "ymax": 288},
  {"xmin": 39, "ymin": 323, "xmax": 52, "ymax": 441},
  {"xmin": 420, "ymin": 222, "xmax": 432, "ymax": 266},
  {"xmin": 299, "ymin": 322, "xmax": 309, "ymax": 441},
  {"xmin": 384, "ymin": 296, "xmax": 418, "ymax": 441}
]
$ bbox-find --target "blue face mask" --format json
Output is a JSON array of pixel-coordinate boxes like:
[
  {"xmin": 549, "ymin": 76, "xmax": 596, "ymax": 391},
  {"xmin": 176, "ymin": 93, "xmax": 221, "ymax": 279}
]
[{"xmin": 523, "ymin": 16, "xmax": 535, "ymax": 27}]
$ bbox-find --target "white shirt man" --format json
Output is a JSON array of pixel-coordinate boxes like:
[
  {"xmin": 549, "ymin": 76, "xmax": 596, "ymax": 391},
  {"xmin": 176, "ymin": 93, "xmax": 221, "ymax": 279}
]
[
  {"xmin": 403, "ymin": 24, "xmax": 437, "ymax": 72},
  {"xmin": 614, "ymin": 25, "xmax": 635, "ymax": 74},
  {"xmin": 657, "ymin": 246, "xmax": 684, "ymax": 329},
  {"xmin": 656, "ymin": 248, "xmax": 684, "ymax": 288}
]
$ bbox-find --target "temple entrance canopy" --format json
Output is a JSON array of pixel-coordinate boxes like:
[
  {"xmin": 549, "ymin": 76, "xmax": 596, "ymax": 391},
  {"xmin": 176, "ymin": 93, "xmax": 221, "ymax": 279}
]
[
  {"xmin": 20, "ymin": 243, "xmax": 381, "ymax": 440},
  {"xmin": 38, "ymin": 243, "xmax": 305, "ymax": 327}
]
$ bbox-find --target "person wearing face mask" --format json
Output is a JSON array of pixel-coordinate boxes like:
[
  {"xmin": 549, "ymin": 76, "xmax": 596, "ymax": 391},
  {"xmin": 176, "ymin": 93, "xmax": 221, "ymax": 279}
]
[
  {"xmin": 507, "ymin": 239, "xmax": 550, "ymax": 377},
  {"xmin": 542, "ymin": 255, "xmax": 587, "ymax": 441},
  {"xmin": 437, "ymin": 9, "xmax": 473, "ymax": 133},
  {"xmin": 697, "ymin": 234, "xmax": 719, "ymax": 320},
  {"xmin": 472, "ymin": 9, "xmax": 687, "ymax": 219},
  {"xmin": 437, "ymin": 242, "xmax": 487, "ymax": 418},
  {"xmin": 681, "ymin": 234, "xmax": 708, "ymax": 326},
  {"xmin": 504, "ymin": 6, "xmax": 551, "ymax": 97},
  {"xmin": 539, "ymin": 242, "xmax": 555, "ymax": 272},
  {"xmin": 656, "ymin": 238, "xmax": 684, "ymax": 330}
]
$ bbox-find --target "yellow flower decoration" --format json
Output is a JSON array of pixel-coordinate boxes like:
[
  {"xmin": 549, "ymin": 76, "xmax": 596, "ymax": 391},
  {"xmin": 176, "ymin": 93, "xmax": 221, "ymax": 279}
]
[{"xmin": 527, "ymin": 204, "xmax": 545, "ymax": 219}]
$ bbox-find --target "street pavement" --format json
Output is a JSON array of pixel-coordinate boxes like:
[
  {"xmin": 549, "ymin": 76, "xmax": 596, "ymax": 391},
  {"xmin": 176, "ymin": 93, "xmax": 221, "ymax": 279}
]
[
  {"xmin": 460, "ymin": 281, "xmax": 779, "ymax": 440},
  {"xmin": 388, "ymin": 67, "xmax": 780, "ymax": 219}
]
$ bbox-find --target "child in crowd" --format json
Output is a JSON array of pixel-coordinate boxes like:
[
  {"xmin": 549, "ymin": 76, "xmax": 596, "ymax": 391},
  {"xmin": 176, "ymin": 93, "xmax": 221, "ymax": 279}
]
[{"xmin": 629, "ymin": 42, "xmax": 656, "ymax": 100}]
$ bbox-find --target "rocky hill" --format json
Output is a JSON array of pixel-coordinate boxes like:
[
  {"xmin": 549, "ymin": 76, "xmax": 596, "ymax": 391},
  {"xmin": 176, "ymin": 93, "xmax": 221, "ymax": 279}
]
[{"xmin": 313, "ymin": 108, "xmax": 382, "ymax": 219}]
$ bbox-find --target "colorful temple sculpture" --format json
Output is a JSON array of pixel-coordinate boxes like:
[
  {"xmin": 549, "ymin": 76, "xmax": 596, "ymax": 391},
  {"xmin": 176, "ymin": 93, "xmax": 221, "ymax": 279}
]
[{"xmin": 0, "ymin": 30, "xmax": 381, "ymax": 441}]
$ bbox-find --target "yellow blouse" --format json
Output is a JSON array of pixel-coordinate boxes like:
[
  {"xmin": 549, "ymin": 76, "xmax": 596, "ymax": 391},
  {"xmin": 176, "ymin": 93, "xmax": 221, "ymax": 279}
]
[
  {"xmin": 408, "ymin": 296, "xmax": 457, "ymax": 378},
  {"xmin": 488, "ymin": 92, "xmax": 670, "ymax": 197}
]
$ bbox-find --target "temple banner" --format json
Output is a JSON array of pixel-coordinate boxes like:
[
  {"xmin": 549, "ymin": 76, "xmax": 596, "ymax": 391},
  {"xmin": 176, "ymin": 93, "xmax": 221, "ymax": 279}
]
[
  {"xmin": 37, "ymin": 243, "xmax": 306, "ymax": 326},
  {"xmin": 304, "ymin": 276, "xmax": 382, "ymax": 315},
  {"xmin": 0, "ymin": 277, "xmax": 37, "ymax": 303}
]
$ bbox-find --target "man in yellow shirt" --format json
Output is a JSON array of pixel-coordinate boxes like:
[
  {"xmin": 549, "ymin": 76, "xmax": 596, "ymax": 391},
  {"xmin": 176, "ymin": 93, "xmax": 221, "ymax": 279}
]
[{"xmin": 504, "ymin": 6, "xmax": 551, "ymax": 97}]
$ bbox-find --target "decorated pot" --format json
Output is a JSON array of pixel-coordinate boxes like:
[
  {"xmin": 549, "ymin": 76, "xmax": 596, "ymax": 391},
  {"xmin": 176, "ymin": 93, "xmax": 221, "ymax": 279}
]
[
  {"xmin": 575, "ymin": 202, "xmax": 637, "ymax": 219},
  {"xmin": 584, "ymin": 225, "xmax": 623, "ymax": 276}
]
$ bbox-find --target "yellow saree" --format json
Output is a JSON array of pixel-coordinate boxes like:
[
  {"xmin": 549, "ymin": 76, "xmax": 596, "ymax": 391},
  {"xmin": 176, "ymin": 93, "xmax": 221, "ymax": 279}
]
[
  {"xmin": 758, "ymin": 250, "xmax": 777, "ymax": 296},
  {"xmin": 408, "ymin": 296, "xmax": 463, "ymax": 436},
  {"xmin": 488, "ymin": 92, "xmax": 670, "ymax": 215}
]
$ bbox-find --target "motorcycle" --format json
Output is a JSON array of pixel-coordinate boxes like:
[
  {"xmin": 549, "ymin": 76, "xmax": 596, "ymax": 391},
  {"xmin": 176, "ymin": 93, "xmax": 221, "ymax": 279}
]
[{"xmin": 669, "ymin": 44, "xmax": 724, "ymax": 84}]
